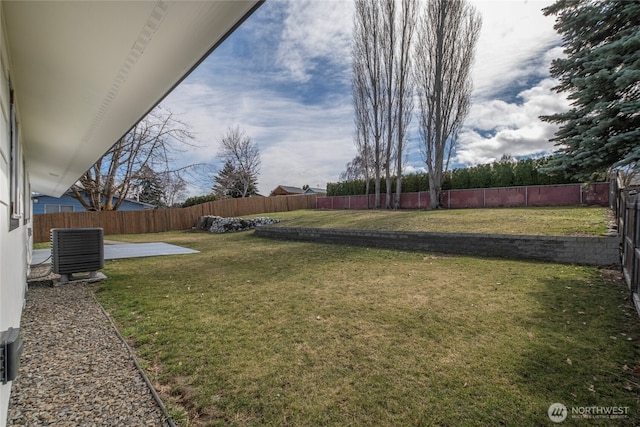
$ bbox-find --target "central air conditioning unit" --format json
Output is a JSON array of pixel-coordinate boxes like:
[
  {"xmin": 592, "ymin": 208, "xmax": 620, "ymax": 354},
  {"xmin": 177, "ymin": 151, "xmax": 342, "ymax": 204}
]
[{"xmin": 51, "ymin": 228, "xmax": 104, "ymax": 282}]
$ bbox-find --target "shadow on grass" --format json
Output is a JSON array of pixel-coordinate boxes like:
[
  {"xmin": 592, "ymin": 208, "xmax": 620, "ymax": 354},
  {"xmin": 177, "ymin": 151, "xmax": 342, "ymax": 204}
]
[{"xmin": 515, "ymin": 270, "xmax": 640, "ymax": 426}]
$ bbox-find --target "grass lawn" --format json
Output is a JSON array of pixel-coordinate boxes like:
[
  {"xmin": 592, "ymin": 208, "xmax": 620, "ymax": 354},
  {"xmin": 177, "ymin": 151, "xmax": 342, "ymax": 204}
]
[
  {"xmin": 255, "ymin": 206, "xmax": 610, "ymax": 236},
  {"xmin": 93, "ymin": 210, "xmax": 640, "ymax": 426}
]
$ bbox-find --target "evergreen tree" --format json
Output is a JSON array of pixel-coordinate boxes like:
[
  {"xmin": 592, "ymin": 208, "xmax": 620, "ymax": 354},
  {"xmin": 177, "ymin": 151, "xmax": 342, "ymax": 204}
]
[
  {"xmin": 513, "ymin": 158, "xmax": 537, "ymax": 186},
  {"xmin": 135, "ymin": 166, "xmax": 165, "ymax": 208},
  {"xmin": 217, "ymin": 126, "xmax": 261, "ymax": 198},
  {"xmin": 213, "ymin": 160, "xmax": 257, "ymax": 199},
  {"xmin": 492, "ymin": 155, "xmax": 516, "ymax": 187},
  {"xmin": 449, "ymin": 168, "xmax": 471, "ymax": 190},
  {"xmin": 541, "ymin": 0, "xmax": 640, "ymax": 179}
]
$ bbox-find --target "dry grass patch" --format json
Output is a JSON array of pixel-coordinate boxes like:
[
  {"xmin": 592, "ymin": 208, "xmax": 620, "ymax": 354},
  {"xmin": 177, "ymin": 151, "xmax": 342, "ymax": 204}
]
[
  {"xmin": 95, "ymin": 230, "xmax": 640, "ymax": 426},
  {"xmin": 258, "ymin": 206, "xmax": 609, "ymax": 236}
]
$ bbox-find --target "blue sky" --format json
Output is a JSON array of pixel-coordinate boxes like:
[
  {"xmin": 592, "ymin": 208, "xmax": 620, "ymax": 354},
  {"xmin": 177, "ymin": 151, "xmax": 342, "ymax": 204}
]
[{"xmin": 161, "ymin": 0, "xmax": 568, "ymax": 196}]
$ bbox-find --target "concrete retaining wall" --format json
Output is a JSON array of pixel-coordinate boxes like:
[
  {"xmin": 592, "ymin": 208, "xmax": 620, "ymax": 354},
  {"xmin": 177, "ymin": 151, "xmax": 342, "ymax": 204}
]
[{"xmin": 255, "ymin": 226, "xmax": 621, "ymax": 266}]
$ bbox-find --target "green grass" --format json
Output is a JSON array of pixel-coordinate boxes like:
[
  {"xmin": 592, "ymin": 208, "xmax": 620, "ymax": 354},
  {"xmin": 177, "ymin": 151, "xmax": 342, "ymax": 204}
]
[
  {"xmin": 256, "ymin": 206, "xmax": 609, "ymax": 236},
  {"xmin": 94, "ymin": 225, "xmax": 640, "ymax": 427},
  {"xmin": 32, "ymin": 206, "xmax": 609, "ymax": 250}
]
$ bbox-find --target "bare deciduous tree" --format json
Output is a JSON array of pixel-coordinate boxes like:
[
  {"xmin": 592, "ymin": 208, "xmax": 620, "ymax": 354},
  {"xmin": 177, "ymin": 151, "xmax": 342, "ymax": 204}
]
[
  {"xmin": 217, "ymin": 126, "xmax": 261, "ymax": 198},
  {"xmin": 392, "ymin": 0, "xmax": 416, "ymax": 209},
  {"xmin": 160, "ymin": 171, "xmax": 188, "ymax": 207},
  {"xmin": 381, "ymin": 0, "xmax": 397, "ymax": 209},
  {"xmin": 350, "ymin": 53, "xmax": 376, "ymax": 205},
  {"xmin": 353, "ymin": 0, "xmax": 386, "ymax": 208},
  {"xmin": 71, "ymin": 107, "xmax": 196, "ymax": 211},
  {"xmin": 339, "ymin": 152, "xmax": 376, "ymax": 182},
  {"xmin": 415, "ymin": 0, "xmax": 481, "ymax": 209},
  {"xmin": 352, "ymin": 0, "xmax": 416, "ymax": 209}
]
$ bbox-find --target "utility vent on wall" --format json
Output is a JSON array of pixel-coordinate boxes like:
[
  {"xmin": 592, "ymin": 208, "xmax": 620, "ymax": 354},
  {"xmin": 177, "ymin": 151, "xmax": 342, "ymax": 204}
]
[{"xmin": 51, "ymin": 228, "xmax": 104, "ymax": 282}]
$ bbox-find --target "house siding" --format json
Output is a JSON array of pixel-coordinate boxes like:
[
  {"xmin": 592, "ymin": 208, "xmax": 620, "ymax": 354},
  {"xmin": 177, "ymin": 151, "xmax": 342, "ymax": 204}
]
[
  {"xmin": 32, "ymin": 193, "xmax": 152, "ymax": 214},
  {"xmin": 0, "ymin": 6, "xmax": 30, "ymax": 425},
  {"xmin": 0, "ymin": 2, "xmax": 264, "ymax": 424}
]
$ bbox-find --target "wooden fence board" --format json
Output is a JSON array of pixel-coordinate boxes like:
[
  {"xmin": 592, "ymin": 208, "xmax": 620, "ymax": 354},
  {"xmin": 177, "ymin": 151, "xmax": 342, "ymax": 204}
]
[
  {"xmin": 611, "ymin": 170, "xmax": 640, "ymax": 316},
  {"xmin": 33, "ymin": 194, "xmax": 318, "ymax": 242}
]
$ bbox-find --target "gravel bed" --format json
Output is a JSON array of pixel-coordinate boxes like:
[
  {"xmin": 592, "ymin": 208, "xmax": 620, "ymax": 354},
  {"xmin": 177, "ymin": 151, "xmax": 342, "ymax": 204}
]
[{"xmin": 8, "ymin": 271, "xmax": 171, "ymax": 426}]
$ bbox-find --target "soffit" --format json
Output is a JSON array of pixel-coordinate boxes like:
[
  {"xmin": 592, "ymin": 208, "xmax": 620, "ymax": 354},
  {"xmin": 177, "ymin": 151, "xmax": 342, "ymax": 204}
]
[{"xmin": 3, "ymin": 1, "xmax": 261, "ymax": 196}]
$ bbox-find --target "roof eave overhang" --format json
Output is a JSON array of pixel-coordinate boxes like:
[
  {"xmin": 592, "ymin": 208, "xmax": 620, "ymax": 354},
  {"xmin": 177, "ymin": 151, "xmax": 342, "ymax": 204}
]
[{"xmin": 3, "ymin": 0, "xmax": 262, "ymax": 196}]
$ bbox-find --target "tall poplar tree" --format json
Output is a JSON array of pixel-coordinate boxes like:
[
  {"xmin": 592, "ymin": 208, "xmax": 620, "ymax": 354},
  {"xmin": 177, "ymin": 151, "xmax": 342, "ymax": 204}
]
[
  {"xmin": 352, "ymin": 0, "xmax": 386, "ymax": 208},
  {"xmin": 392, "ymin": 0, "xmax": 416, "ymax": 209},
  {"xmin": 352, "ymin": 0, "xmax": 416, "ymax": 209},
  {"xmin": 414, "ymin": 0, "xmax": 481, "ymax": 209}
]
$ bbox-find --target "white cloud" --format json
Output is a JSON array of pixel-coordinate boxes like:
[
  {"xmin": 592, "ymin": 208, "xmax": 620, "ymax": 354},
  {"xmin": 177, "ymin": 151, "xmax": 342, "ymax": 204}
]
[
  {"xmin": 448, "ymin": 1, "xmax": 569, "ymax": 167},
  {"xmin": 162, "ymin": 76, "xmax": 355, "ymax": 195},
  {"xmin": 470, "ymin": 0, "xmax": 559, "ymax": 100},
  {"xmin": 276, "ymin": 0, "xmax": 354, "ymax": 83},
  {"xmin": 403, "ymin": 164, "xmax": 427, "ymax": 175},
  {"xmin": 249, "ymin": 100, "xmax": 356, "ymax": 194},
  {"xmin": 405, "ymin": 0, "xmax": 566, "ymax": 170},
  {"xmin": 455, "ymin": 78, "xmax": 570, "ymax": 165}
]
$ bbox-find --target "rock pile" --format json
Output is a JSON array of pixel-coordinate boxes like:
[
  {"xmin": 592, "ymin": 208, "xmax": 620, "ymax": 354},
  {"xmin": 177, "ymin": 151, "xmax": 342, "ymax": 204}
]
[{"xmin": 196, "ymin": 215, "xmax": 281, "ymax": 233}]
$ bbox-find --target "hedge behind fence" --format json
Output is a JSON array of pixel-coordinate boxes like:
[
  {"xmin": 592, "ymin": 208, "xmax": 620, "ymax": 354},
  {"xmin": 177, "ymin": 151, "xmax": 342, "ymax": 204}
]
[{"xmin": 326, "ymin": 158, "xmax": 601, "ymax": 197}]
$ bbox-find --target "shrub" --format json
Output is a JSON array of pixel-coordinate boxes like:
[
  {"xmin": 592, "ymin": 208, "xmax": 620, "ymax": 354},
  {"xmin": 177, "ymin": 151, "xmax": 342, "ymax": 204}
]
[
  {"xmin": 327, "ymin": 157, "xmax": 592, "ymax": 196},
  {"xmin": 182, "ymin": 194, "xmax": 217, "ymax": 208}
]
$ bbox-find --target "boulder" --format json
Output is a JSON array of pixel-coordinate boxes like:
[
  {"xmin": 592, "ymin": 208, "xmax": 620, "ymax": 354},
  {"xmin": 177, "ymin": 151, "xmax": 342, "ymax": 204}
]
[{"xmin": 195, "ymin": 216, "xmax": 281, "ymax": 233}]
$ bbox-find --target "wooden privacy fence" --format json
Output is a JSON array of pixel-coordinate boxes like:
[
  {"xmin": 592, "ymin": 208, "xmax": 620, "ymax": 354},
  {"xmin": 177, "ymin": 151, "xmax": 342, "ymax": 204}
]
[
  {"xmin": 616, "ymin": 186, "xmax": 640, "ymax": 314},
  {"xmin": 32, "ymin": 194, "xmax": 318, "ymax": 243}
]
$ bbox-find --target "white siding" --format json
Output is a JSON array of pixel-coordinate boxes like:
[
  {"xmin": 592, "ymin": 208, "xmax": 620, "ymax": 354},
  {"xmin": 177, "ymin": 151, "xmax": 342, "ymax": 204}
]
[{"xmin": 0, "ymin": 3, "xmax": 29, "ymax": 425}]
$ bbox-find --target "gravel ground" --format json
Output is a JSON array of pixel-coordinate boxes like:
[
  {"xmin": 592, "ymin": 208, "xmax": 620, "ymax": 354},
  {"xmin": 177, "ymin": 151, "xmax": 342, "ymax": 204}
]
[{"xmin": 7, "ymin": 269, "xmax": 171, "ymax": 426}]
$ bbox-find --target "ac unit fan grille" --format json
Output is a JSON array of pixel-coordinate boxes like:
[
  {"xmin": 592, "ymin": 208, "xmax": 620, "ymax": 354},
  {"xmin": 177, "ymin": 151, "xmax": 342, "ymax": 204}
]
[{"xmin": 51, "ymin": 228, "xmax": 104, "ymax": 275}]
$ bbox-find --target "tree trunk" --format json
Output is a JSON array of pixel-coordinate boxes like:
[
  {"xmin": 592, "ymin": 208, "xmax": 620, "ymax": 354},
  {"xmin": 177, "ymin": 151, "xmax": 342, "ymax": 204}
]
[
  {"xmin": 428, "ymin": 169, "xmax": 442, "ymax": 209},
  {"xmin": 415, "ymin": 0, "xmax": 480, "ymax": 212},
  {"xmin": 394, "ymin": 175, "xmax": 402, "ymax": 209},
  {"xmin": 365, "ymin": 178, "xmax": 371, "ymax": 209},
  {"xmin": 385, "ymin": 175, "xmax": 392, "ymax": 208},
  {"xmin": 374, "ymin": 170, "xmax": 381, "ymax": 208}
]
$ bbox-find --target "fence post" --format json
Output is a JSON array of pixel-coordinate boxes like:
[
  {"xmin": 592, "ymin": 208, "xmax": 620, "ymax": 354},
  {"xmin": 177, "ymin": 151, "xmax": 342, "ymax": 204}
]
[
  {"xmin": 579, "ymin": 185, "xmax": 583, "ymax": 205},
  {"xmin": 633, "ymin": 199, "xmax": 639, "ymax": 297}
]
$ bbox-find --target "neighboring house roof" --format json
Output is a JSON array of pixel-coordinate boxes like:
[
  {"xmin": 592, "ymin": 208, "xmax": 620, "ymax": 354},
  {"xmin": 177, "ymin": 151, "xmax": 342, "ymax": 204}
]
[
  {"xmin": 4, "ymin": 1, "xmax": 262, "ymax": 197},
  {"xmin": 272, "ymin": 185, "xmax": 306, "ymax": 195},
  {"xmin": 304, "ymin": 187, "xmax": 327, "ymax": 194}
]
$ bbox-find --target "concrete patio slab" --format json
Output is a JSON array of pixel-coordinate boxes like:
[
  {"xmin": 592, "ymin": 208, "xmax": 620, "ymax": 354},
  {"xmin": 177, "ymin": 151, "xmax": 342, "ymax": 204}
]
[{"xmin": 32, "ymin": 242, "xmax": 199, "ymax": 266}]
